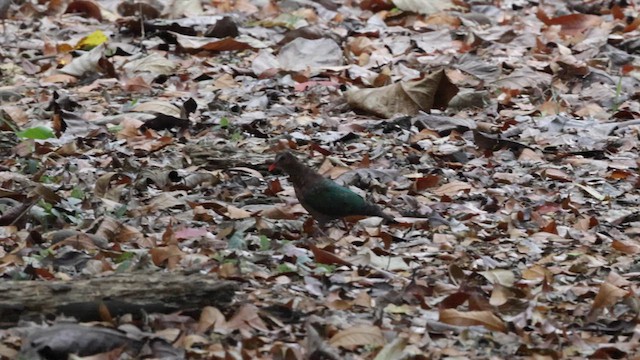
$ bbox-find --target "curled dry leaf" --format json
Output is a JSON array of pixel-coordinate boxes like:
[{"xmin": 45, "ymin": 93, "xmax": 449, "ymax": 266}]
[
  {"xmin": 543, "ymin": 168, "xmax": 572, "ymax": 182},
  {"xmin": 537, "ymin": 11, "xmax": 603, "ymax": 37},
  {"xmin": 150, "ymin": 245, "xmax": 184, "ymax": 269},
  {"xmin": 228, "ymin": 167, "xmax": 263, "ymax": 179},
  {"xmin": 574, "ymin": 183, "xmax": 606, "ymax": 201},
  {"xmin": 259, "ymin": 205, "xmax": 299, "ymax": 220},
  {"xmin": 611, "ymin": 239, "xmax": 640, "ymax": 255},
  {"xmin": 489, "ymin": 284, "xmax": 511, "ymax": 307},
  {"xmin": 59, "ymin": 44, "xmax": 106, "ymax": 77},
  {"xmin": 373, "ymin": 337, "xmax": 408, "ymax": 360},
  {"xmin": 172, "ymin": 32, "xmax": 258, "ymax": 52},
  {"xmin": 346, "ymin": 69, "xmax": 459, "ymax": 118},
  {"xmin": 310, "ymin": 245, "xmax": 353, "ymax": 266},
  {"xmin": 521, "ymin": 265, "xmax": 553, "ymax": 282},
  {"xmin": 328, "ymin": 324, "xmax": 385, "ymax": 349},
  {"xmin": 130, "ymin": 101, "xmax": 182, "ymax": 117},
  {"xmin": 219, "ymin": 304, "xmax": 270, "ymax": 333},
  {"xmin": 278, "ymin": 38, "xmax": 344, "ymax": 73},
  {"xmin": 439, "ymin": 309, "xmax": 507, "ymax": 333},
  {"xmin": 432, "ymin": 181, "xmax": 473, "ymax": 197},
  {"xmin": 197, "ymin": 306, "xmax": 227, "ymax": 334},
  {"xmin": 349, "ymin": 249, "xmax": 412, "ymax": 271},
  {"xmin": 589, "ymin": 282, "xmax": 627, "ymax": 319},
  {"xmin": 479, "ymin": 269, "xmax": 515, "ymax": 287},
  {"xmin": 65, "ymin": 0, "xmax": 103, "ymax": 21},
  {"xmin": 226, "ymin": 205, "xmax": 252, "ymax": 219}
]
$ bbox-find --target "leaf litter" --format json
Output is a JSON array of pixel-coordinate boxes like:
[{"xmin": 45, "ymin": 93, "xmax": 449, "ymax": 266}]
[{"xmin": 0, "ymin": 0, "xmax": 640, "ymax": 359}]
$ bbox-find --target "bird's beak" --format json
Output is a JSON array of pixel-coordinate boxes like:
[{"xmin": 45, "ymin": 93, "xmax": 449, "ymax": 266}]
[{"xmin": 268, "ymin": 163, "xmax": 277, "ymax": 172}]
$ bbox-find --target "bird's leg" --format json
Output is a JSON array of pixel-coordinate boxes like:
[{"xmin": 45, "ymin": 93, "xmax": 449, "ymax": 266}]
[
  {"xmin": 313, "ymin": 219, "xmax": 330, "ymax": 238},
  {"xmin": 341, "ymin": 218, "xmax": 356, "ymax": 234},
  {"xmin": 301, "ymin": 217, "xmax": 329, "ymax": 242}
]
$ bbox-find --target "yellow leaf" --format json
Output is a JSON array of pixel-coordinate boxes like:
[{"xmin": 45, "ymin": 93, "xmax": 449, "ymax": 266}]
[{"xmin": 75, "ymin": 30, "xmax": 108, "ymax": 50}]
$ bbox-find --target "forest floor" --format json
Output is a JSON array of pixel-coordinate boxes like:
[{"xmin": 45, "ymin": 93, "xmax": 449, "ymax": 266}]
[{"xmin": 1, "ymin": 0, "xmax": 640, "ymax": 359}]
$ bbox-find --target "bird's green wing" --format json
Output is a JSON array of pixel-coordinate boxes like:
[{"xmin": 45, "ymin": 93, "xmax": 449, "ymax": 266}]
[{"xmin": 303, "ymin": 180, "xmax": 369, "ymax": 218}]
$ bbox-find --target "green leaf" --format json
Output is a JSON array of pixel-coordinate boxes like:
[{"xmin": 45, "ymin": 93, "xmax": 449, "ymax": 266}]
[
  {"xmin": 230, "ymin": 131, "xmax": 243, "ymax": 142},
  {"xmin": 71, "ymin": 187, "xmax": 84, "ymax": 199},
  {"xmin": 108, "ymin": 125, "xmax": 123, "ymax": 133},
  {"xmin": 38, "ymin": 248, "xmax": 55, "ymax": 259},
  {"xmin": 39, "ymin": 175, "xmax": 55, "ymax": 184},
  {"xmin": 259, "ymin": 235, "xmax": 271, "ymax": 251},
  {"xmin": 38, "ymin": 200, "xmax": 53, "ymax": 212},
  {"xmin": 220, "ymin": 117, "xmax": 230, "ymax": 128},
  {"xmin": 114, "ymin": 205, "xmax": 128, "ymax": 218},
  {"xmin": 277, "ymin": 263, "xmax": 296, "ymax": 273},
  {"xmin": 116, "ymin": 260, "xmax": 132, "ymax": 272},
  {"xmin": 16, "ymin": 126, "xmax": 55, "ymax": 140},
  {"xmin": 116, "ymin": 252, "xmax": 135, "ymax": 263},
  {"xmin": 316, "ymin": 264, "xmax": 337, "ymax": 273}
]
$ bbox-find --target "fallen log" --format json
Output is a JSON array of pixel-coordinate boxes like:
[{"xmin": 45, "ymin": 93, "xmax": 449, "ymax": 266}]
[{"xmin": 0, "ymin": 271, "xmax": 237, "ymax": 327}]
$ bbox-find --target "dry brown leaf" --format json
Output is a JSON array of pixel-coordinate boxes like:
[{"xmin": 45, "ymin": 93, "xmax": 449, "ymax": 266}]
[
  {"xmin": 479, "ymin": 269, "xmax": 515, "ymax": 287},
  {"xmin": 611, "ymin": 239, "xmax": 640, "ymax": 255},
  {"xmin": 227, "ymin": 205, "xmax": 252, "ymax": 219},
  {"xmin": 542, "ymin": 168, "xmax": 572, "ymax": 182},
  {"xmin": 574, "ymin": 183, "xmax": 606, "ymax": 201},
  {"xmin": 518, "ymin": 148, "xmax": 544, "ymax": 162},
  {"xmin": 489, "ymin": 285, "xmax": 510, "ymax": 307},
  {"xmin": 522, "ymin": 265, "xmax": 552, "ymax": 282},
  {"xmin": 439, "ymin": 309, "xmax": 507, "ymax": 332},
  {"xmin": 173, "ymin": 32, "xmax": 256, "ymax": 52},
  {"xmin": 121, "ymin": 76, "xmax": 153, "ymax": 93},
  {"xmin": 65, "ymin": 0, "xmax": 102, "ymax": 20},
  {"xmin": 259, "ymin": 205, "xmax": 298, "ymax": 220},
  {"xmin": 149, "ymin": 245, "xmax": 184, "ymax": 269},
  {"xmin": 39, "ymin": 74, "xmax": 78, "ymax": 85},
  {"xmin": 310, "ymin": 245, "xmax": 353, "ymax": 266},
  {"xmin": 346, "ymin": 69, "xmax": 458, "ymax": 118},
  {"xmin": 588, "ymin": 282, "xmax": 627, "ymax": 320},
  {"xmin": 221, "ymin": 304, "xmax": 269, "ymax": 333},
  {"xmin": 373, "ymin": 337, "xmax": 407, "ymax": 360},
  {"xmin": 432, "ymin": 181, "xmax": 472, "ymax": 197},
  {"xmin": 538, "ymin": 11, "xmax": 603, "ymax": 37},
  {"xmin": 130, "ymin": 101, "xmax": 182, "ymax": 117},
  {"xmin": 197, "ymin": 306, "xmax": 227, "ymax": 334},
  {"xmin": 328, "ymin": 324, "xmax": 385, "ymax": 349},
  {"xmin": 94, "ymin": 172, "xmax": 118, "ymax": 198}
]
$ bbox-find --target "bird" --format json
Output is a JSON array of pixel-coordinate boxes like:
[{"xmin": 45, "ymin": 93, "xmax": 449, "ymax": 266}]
[{"xmin": 268, "ymin": 151, "xmax": 396, "ymax": 227}]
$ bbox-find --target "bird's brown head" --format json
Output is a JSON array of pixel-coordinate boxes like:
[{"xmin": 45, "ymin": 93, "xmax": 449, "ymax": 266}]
[{"xmin": 268, "ymin": 151, "xmax": 298, "ymax": 173}]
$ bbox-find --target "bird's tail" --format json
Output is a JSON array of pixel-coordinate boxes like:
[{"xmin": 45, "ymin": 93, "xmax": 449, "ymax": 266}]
[{"xmin": 365, "ymin": 204, "xmax": 397, "ymax": 224}]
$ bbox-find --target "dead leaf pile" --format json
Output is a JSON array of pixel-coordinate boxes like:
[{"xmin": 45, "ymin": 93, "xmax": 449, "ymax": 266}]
[{"xmin": 0, "ymin": 0, "xmax": 640, "ymax": 358}]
